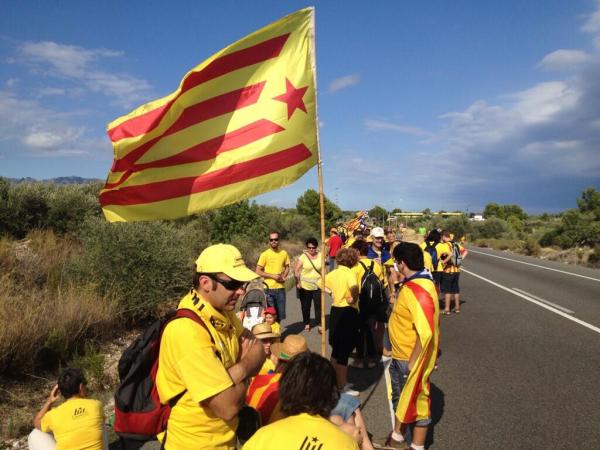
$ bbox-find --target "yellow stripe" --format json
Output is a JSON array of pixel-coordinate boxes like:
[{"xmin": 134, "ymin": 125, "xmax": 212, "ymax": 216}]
[
  {"xmin": 102, "ymin": 157, "xmax": 316, "ymax": 222},
  {"xmin": 107, "ymin": 8, "xmax": 312, "ymax": 132}
]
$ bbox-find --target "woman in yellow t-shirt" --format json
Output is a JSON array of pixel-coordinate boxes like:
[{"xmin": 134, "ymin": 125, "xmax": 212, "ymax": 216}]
[
  {"xmin": 324, "ymin": 248, "xmax": 360, "ymax": 393},
  {"xmin": 294, "ymin": 237, "xmax": 323, "ymax": 332}
]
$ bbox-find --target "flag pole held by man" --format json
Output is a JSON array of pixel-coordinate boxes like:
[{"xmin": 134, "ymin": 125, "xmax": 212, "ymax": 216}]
[{"xmin": 100, "ymin": 8, "xmax": 318, "ymax": 222}]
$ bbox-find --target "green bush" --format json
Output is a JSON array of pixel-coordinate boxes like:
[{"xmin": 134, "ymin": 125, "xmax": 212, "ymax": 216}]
[
  {"xmin": 473, "ymin": 217, "xmax": 511, "ymax": 239},
  {"xmin": 75, "ymin": 218, "xmax": 191, "ymax": 320},
  {"xmin": 46, "ymin": 183, "xmax": 102, "ymax": 234}
]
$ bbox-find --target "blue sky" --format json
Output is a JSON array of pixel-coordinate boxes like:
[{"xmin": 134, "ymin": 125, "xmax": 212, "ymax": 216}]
[{"xmin": 1, "ymin": 0, "xmax": 599, "ymax": 214}]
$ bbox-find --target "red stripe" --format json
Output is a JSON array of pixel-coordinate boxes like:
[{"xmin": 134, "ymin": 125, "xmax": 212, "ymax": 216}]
[
  {"xmin": 136, "ymin": 120, "xmax": 284, "ymax": 171},
  {"xmin": 402, "ymin": 346, "xmax": 432, "ymax": 424},
  {"xmin": 405, "ymin": 281, "xmax": 436, "ymax": 331},
  {"xmin": 100, "ymin": 143, "xmax": 312, "ymax": 207},
  {"xmin": 111, "ymin": 82, "xmax": 266, "ymax": 173},
  {"xmin": 105, "ymin": 119, "xmax": 285, "ymax": 190},
  {"xmin": 108, "ymin": 34, "xmax": 290, "ymax": 142}
]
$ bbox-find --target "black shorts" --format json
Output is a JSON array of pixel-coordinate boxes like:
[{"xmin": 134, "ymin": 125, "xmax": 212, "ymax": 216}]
[
  {"xmin": 432, "ymin": 271, "xmax": 443, "ymax": 287},
  {"xmin": 329, "ymin": 306, "xmax": 359, "ymax": 365},
  {"xmin": 441, "ymin": 272, "xmax": 460, "ymax": 294}
]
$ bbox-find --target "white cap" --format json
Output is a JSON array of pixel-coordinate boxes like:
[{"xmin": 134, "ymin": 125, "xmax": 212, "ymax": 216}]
[{"xmin": 371, "ymin": 227, "xmax": 385, "ymax": 238}]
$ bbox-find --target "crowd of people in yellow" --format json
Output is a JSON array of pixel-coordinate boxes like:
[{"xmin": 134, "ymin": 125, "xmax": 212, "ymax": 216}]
[{"xmin": 29, "ymin": 225, "xmax": 467, "ymax": 450}]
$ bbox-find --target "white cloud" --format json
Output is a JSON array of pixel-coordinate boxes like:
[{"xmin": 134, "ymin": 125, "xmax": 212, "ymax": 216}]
[
  {"xmin": 364, "ymin": 119, "xmax": 432, "ymax": 137},
  {"xmin": 5, "ymin": 78, "xmax": 19, "ymax": 88},
  {"xmin": 582, "ymin": 0, "xmax": 600, "ymax": 34},
  {"xmin": 17, "ymin": 41, "xmax": 152, "ymax": 108},
  {"xmin": 329, "ymin": 74, "xmax": 360, "ymax": 93},
  {"xmin": 538, "ymin": 49, "xmax": 592, "ymax": 71},
  {"xmin": 37, "ymin": 87, "xmax": 66, "ymax": 96},
  {"xmin": 0, "ymin": 90, "xmax": 108, "ymax": 157}
]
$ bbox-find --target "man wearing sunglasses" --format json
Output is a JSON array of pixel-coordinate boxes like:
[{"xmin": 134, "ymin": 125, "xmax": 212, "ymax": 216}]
[
  {"xmin": 256, "ymin": 232, "xmax": 291, "ymax": 321},
  {"xmin": 156, "ymin": 244, "xmax": 266, "ymax": 450}
]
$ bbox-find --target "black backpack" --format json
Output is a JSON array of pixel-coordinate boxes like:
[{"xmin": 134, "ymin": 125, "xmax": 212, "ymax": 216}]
[
  {"xmin": 114, "ymin": 308, "xmax": 213, "ymax": 446},
  {"xmin": 424, "ymin": 241, "xmax": 439, "ymax": 271},
  {"xmin": 358, "ymin": 261, "xmax": 384, "ymax": 314}
]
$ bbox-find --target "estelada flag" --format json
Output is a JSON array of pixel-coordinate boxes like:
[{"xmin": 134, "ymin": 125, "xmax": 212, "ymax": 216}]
[{"xmin": 100, "ymin": 8, "xmax": 317, "ymax": 222}]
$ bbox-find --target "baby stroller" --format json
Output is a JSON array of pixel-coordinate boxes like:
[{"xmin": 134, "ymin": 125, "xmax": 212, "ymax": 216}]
[{"xmin": 238, "ymin": 280, "xmax": 269, "ymax": 330}]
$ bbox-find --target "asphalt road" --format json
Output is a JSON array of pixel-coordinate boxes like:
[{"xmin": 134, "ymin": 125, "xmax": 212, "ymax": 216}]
[
  {"xmin": 133, "ymin": 248, "xmax": 600, "ymax": 449},
  {"xmin": 356, "ymin": 247, "xmax": 600, "ymax": 449}
]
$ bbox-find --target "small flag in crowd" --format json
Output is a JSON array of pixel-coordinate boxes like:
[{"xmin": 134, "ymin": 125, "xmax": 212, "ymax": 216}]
[{"xmin": 100, "ymin": 8, "xmax": 317, "ymax": 222}]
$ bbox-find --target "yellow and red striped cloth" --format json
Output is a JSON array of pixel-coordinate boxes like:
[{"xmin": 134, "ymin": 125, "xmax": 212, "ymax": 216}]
[
  {"xmin": 246, "ymin": 373, "xmax": 282, "ymax": 425},
  {"xmin": 101, "ymin": 8, "xmax": 317, "ymax": 222},
  {"xmin": 395, "ymin": 279, "xmax": 440, "ymax": 425}
]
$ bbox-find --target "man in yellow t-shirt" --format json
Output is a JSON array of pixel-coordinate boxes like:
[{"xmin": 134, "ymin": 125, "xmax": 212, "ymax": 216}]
[
  {"xmin": 256, "ymin": 232, "xmax": 291, "ymax": 321},
  {"xmin": 379, "ymin": 242, "xmax": 439, "ymax": 450},
  {"xmin": 243, "ymin": 352, "xmax": 359, "ymax": 450},
  {"xmin": 156, "ymin": 244, "xmax": 266, "ymax": 450},
  {"xmin": 31, "ymin": 368, "xmax": 105, "ymax": 450}
]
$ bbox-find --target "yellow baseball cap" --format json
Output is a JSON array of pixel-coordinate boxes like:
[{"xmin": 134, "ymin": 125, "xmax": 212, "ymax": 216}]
[{"xmin": 195, "ymin": 244, "xmax": 259, "ymax": 282}]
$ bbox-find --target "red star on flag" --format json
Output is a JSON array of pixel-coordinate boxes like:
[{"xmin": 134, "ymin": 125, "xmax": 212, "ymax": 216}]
[{"xmin": 273, "ymin": 78, "xmax": 308, "ymax": 119}]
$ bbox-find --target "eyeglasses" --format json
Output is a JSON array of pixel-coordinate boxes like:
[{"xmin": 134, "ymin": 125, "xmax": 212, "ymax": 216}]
[
  {"xmin": 307, "ymin": 246, "xmax": 317, "ymax": 250},
  {"xmin": 269, "ymin": 238, "xmax": 279, "ymax": 242},
  {"xmin": 206, "ymin": 274, "xmax": 247, "ymax": 291}
]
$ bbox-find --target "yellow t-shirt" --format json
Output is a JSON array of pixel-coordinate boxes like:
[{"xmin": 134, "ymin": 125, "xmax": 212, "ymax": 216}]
[
  {"xmin": 257, "ymin": 248, "xmax": 290, "ymax": 289},
  {"xmin": 442, "ymin": 241, "xmax": 466, "ymax": 273},
  {"xmin": 419, "ymin": 242, "xmax": 447, "ymax": 272},
  {"xmin": 270, "ymin": 321, "xmax": 281, "ymax": 336},
  {"xmin": 243, "ymin": 413, "xmax": 359, "ymax": 450},
  {"xmin": 343, "ymin": 236, "xmax": 356, "ymax": 248},
  {"xmin": 40, "ymin": 398, "xmax": 104, "ymax": 450},
  {"xmin": 422, "ymin": 248, "xmax": 433, "ymax": 272},
  {"xmin": 258, "ymin": 356, "xmax": 276, "ymax": 375},
  {"xmin": 156, "ymin": 291, "xmax": 244, "ymax": 450},
  {"xmin": 352, "ymin": 257, "xmax": 387, "ymax": 289},
  {"xmin": 298, "ymin": 252, "xmax": 322, "ymax": 290},
  {"xmin": 325, "ymin": 265, "xmax": 358, "ymax": 309},
  {"xmin": 389, "ymin": 277, "xmax": 439, "ymax": 360}
]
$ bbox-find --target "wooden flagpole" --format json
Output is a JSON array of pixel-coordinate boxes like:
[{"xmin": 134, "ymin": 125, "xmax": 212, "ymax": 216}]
[{"xmin": 308, "ymin": 8, "xmax": 327, "ymax": 357}]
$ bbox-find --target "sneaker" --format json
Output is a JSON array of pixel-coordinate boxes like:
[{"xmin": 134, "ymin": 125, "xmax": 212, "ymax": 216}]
[{"xmin": 341, "ymin": 383, "xmax": 360, "ymax": 396}]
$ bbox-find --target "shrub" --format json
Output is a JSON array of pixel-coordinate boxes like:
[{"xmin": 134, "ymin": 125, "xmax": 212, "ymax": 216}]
[
  {"xmin": 473, "ymin": 217, "xmax": 511, "ymax": 239},
  {"xmin": 76, "ymin": 218, "xmax": 191, "ymax": 321},
  {"xmin": 523, "ymin": 236, "xmax": 541, "ymax": 256},
  {"xmin": 0, "ymin": 276, "xmax": 115, "ymax": 374},
  {"xmin": 46, "ymin": 183, "xmax": 102, "ymax": 235}
]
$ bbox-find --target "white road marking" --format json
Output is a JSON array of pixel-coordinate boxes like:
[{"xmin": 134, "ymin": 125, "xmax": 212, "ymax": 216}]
[
  {"xmin": 512, "ymin": 288, "xmax": 575, "ymax": 314},
  {"xmin": 467, "ymin": 249, "xmax": 600, "ymax": 283},
  {"xmin": 462, "ymin": 268, "xmax": 600, "ymax": 335}
]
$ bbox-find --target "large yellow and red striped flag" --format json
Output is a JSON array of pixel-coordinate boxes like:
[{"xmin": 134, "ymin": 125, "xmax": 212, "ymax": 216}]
[{"xmin": 100, "ymin": 8, "xmax": 317, "ymax": 222}]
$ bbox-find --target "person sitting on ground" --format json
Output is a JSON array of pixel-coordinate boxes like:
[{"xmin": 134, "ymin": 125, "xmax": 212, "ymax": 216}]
[
  {"xmin": 324, "ymin": 247, "xmax": 360, "ymax": 395},
  {"xmin": 243, "ymin": 352, "xmax": 359, "ymax": 450},
  {"xmin": 246, "ymin": 334, "xmax": 309, "ymax": 425},
  {"xmin": 29, "ymin": 368, "xmax": 106, "ymax": 450},
  {"xmin": 263, "ymin": 306, "xmax": 281, "ymax": 337},
  {"xmin": 252, "ymin": 322, "xmax": 280, "ymax": 375}
]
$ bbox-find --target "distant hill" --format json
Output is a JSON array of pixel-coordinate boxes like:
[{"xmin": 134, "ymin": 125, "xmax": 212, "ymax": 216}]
[{"xmin": 5, "ymin": 176, "xmax": 102, "ymax": 185}]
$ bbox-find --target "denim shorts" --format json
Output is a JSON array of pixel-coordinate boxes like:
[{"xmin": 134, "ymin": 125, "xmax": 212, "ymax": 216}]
[{"xmin": 331, "ymin": 393, "xmax": 360, "ymax": 421}]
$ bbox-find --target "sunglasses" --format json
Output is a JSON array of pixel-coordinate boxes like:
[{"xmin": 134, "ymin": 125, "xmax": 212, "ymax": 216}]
[
  {"xmin": 207, "ymin": 274, "xmax": 247, "ymax": 291},
  {"xmin": 269, "ymin": 238, "xmax": 279, "ymax": 242},
  {"xmin": 307, "ymin": 246, "xmax": 317, "ymax": 249}
]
